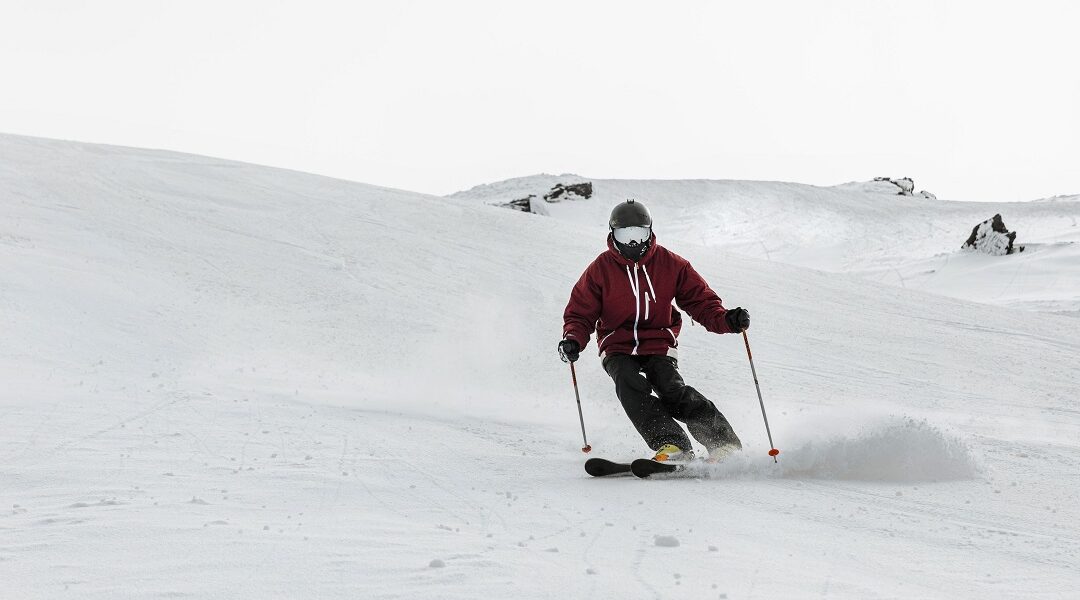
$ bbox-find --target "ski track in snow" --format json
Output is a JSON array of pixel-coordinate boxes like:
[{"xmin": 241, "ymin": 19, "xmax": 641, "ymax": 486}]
[{"xmin": 2, "ymin": 134, "xmax": 1080, "ymax": 599}]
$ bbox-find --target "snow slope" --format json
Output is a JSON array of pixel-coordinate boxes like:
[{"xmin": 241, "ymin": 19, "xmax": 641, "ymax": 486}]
[
  {"xmin": 3, "ymin": 134, "xmax": 1080, "ymax": 599},
  {"xmin": 450, "ymin": 175, "xmax": 1080, "ymax": 314}
]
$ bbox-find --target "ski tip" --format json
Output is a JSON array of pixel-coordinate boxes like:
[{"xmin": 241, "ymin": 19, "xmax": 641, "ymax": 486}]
[{"xmin": 584, "ymin": 458, "xmax": 632, "ymax": 477}]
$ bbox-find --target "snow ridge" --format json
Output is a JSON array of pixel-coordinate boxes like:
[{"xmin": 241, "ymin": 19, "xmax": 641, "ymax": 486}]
[{"xmin": 450, "ymin": 174, "xmax": 1080, "ymax": 313}]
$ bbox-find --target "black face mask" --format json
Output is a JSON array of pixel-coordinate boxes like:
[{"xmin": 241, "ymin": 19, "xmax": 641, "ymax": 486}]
[{"xmin": 614, "ymin": 237, "xmax": 651, "ymax": 262}]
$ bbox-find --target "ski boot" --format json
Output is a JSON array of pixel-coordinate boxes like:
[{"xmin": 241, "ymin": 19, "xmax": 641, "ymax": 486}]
[
  {"xmin": 631, "ymin": 444, "xmax": 694, "ymax": 478},
  {"xmin": 652, "ymin": 444, "xmax": 695, "ymax": 463},
  {"xmin": 705, "ymin": 443, "xmax": 740, "ymax": 464}
]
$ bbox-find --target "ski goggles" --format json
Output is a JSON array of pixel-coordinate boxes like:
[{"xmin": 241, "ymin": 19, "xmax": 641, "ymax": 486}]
[{"xmin": 613, "ymin": 226, "xmax": 651, "ymax": 246}]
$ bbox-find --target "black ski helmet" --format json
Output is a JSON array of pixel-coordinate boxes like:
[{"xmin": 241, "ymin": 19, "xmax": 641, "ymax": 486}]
[
  {"xmin": 609, "ymin": 200, "xmax": 653, "ymax": 261},
  {"xmin": 608, "ymin": 199, "xmax": 652, "ymax": 230}
]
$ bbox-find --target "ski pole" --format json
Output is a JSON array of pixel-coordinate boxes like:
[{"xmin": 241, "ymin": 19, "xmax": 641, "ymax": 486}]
[
  {"xmin": 568, "ymin": 362, "xmax": 592, "ymax": 453},
  {"xmin": 742, "ymin": 330, "xmax": 780, "ymax": 463}
]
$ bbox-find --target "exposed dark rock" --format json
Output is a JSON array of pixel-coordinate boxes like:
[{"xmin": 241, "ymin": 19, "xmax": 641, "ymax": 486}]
[
  {"xmin": 918, "ymin": 190, "xmax": 937, "ymax": 200},
  {"xmin": 874, "ymin": 177, "xmax": 916, "ymax": 195},
  {"xmin": 544, "ymin": 182, "xmax": 593, "ymax": 202},
  {"xmin": 497, "ymin": 180, "xmax": 593, "ymax": 213},
  {"xmin": 962, "ymin": 214, "xmax": 1025, "ymax": 255},
  {"xmin": 503, "ymin": 195, "xmax": 534, "ymax": 212}
]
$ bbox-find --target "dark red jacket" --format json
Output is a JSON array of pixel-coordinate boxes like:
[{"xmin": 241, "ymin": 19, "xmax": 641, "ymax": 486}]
[{"xmin": 563, "ymin": 234, "xmax": 734, "ymax": 357}]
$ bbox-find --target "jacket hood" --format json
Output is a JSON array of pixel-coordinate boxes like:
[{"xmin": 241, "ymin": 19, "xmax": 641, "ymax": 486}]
[{"xmin": 606, "ymin": 231, "xmax": 659, "ymax": 266}]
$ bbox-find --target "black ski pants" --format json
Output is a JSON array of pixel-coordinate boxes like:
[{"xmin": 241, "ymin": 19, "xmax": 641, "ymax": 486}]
[{"xmin": 603, "ymin": 353, "xmax": 741, "ymax": 452}]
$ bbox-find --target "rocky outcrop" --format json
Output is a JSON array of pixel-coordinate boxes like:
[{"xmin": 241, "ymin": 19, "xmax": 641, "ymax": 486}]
[
  {"xmin": 496, "ymin": 181, "xmax": 594, "ymax": 213},
  {"xmin": 873, "ymin": 177, "xmax": 938, "ymax": 199},
  {"xmin": 876, "ymin": 176, "xmax": 915, "ymax": 195},
  {"xmin": 962, "ymin": 214, "xmax": 1024, "ymax": 255},
  {"xmin": 543, "ymin": 182, "xmax": 593, "ymax": 202},
  {"xmin": 503, "ymin": 195, "xmax": 534, "ymax": 212}
]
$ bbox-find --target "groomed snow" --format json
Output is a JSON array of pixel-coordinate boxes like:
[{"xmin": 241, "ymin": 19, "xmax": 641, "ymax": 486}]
[{"xmin": 3, "ymin": 134, "xmax": 1080, "ymax": 599}]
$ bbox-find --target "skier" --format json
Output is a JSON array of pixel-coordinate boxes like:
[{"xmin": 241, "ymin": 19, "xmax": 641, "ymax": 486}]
[{"xmin": 558, "ymin": 199, "xmax": 748, "ymax": 464}]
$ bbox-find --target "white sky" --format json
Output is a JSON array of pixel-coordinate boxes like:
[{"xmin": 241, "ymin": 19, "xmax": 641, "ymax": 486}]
[{"xmin": 2, "ymin": 1, "xmax": 1078, "ymax": 201}]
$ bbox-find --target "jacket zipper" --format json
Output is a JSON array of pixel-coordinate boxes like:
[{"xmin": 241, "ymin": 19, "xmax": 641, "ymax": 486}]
[
  {"xmin": 632, "ymin": 264, "xmax": 641, "ymax": 354},
  {"xmin": 624, "ymin": 264, "xmax": 642, "ymax": 355}
]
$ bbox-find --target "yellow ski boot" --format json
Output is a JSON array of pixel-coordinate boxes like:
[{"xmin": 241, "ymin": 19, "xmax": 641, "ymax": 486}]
[{"xmin": 652, "ymin": 444, "xmax": 694, "ymax": 463}]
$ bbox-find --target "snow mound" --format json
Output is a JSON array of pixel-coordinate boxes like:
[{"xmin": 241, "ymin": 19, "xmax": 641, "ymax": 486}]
[
  {"xmin": 654, "ymin": 535, "xmax": 680, "ymax": 547},
  {"xmin": 777, "ymin": 418, "xmax": 980, "ymax": 482}
]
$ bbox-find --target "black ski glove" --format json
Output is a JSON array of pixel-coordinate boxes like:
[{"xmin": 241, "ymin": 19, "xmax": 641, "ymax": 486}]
[
  {"xmin": 558, "ymin": 339, "xmax": 581, "ymax": 363},
  {"xmin": 724, "ymin": 307, "xmax": 750, "ymax": 333}
]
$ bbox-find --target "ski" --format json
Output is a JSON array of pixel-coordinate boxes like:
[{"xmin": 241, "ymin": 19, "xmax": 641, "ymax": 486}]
[
  {"xmin": 588, "ymin": 457, "xmax": 723, "ymax": 478},
  {"xmin": 584, "ymin": 458, "xmax": 633, "ymax": 477},
  {"xmin": 630, "ymin": 458, "xmax": 684, "ymax": 478}
]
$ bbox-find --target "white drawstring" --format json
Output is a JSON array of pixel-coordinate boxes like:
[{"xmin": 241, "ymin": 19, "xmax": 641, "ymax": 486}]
[
  {"xmin": 641, "ymin": 264, "xmax": 657, "ymax": 301},
  {"xmin": 618, "ymin": 262, "xmax": 670, "ymax": 350}
]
